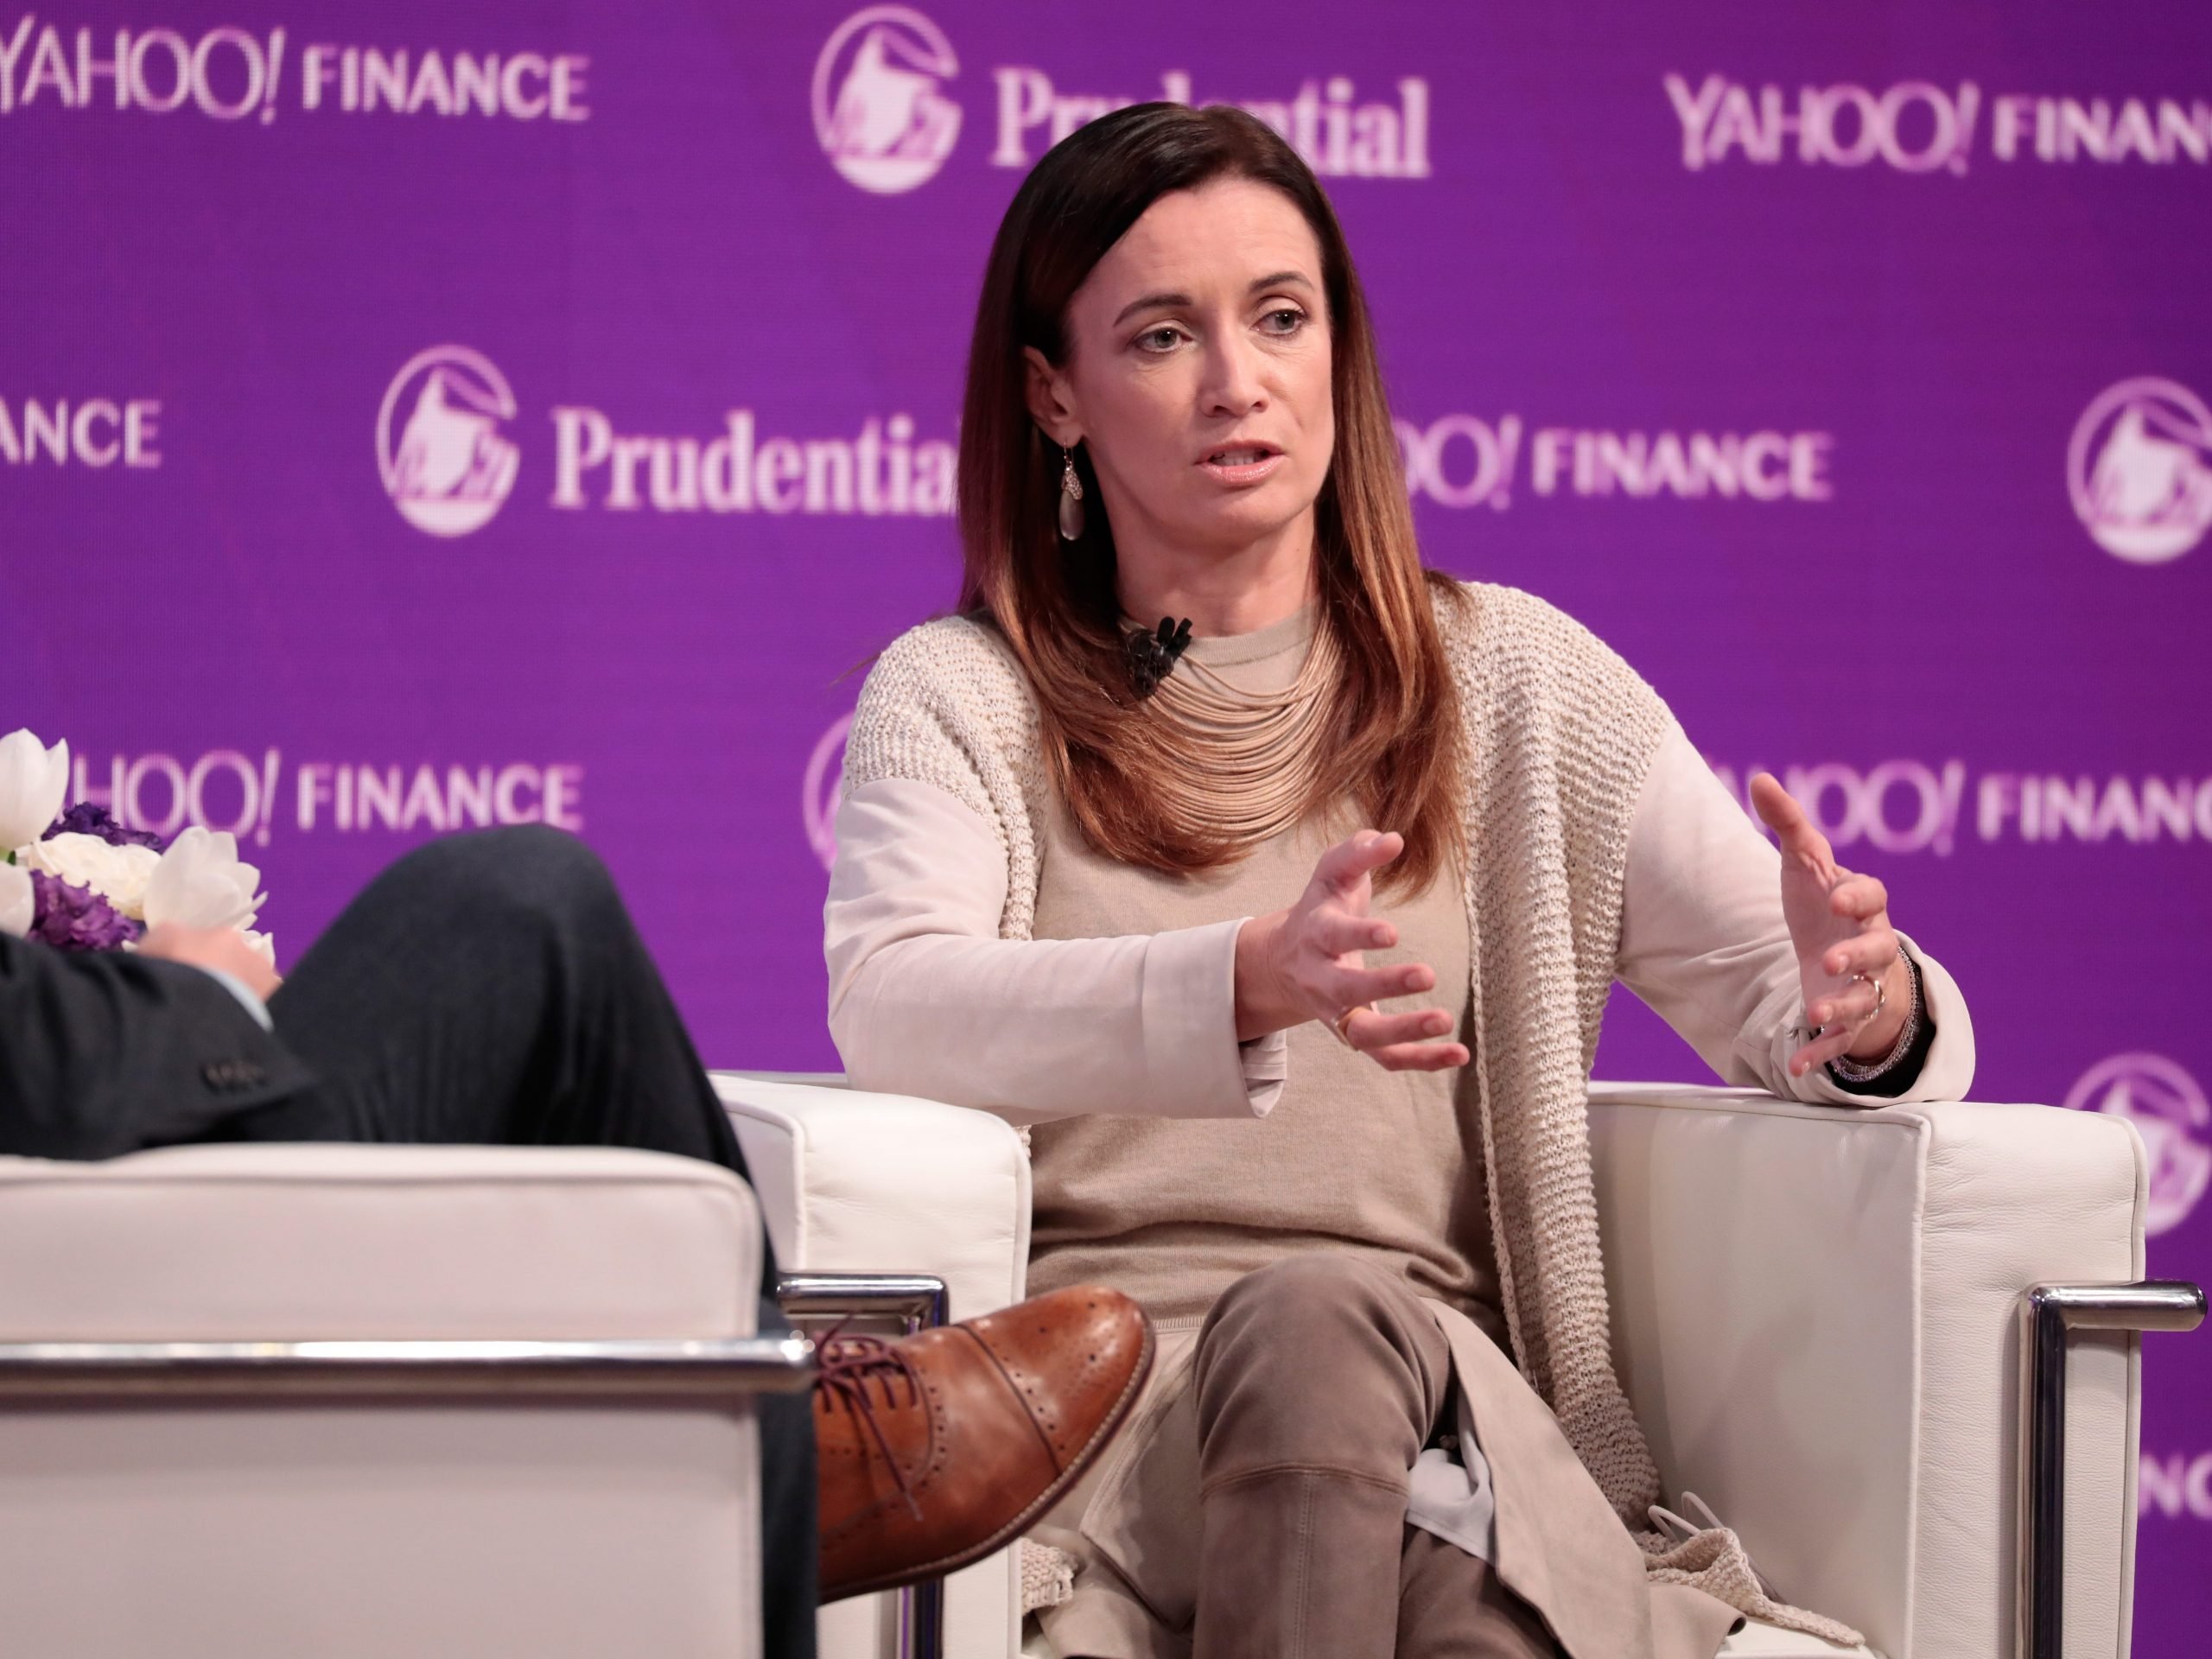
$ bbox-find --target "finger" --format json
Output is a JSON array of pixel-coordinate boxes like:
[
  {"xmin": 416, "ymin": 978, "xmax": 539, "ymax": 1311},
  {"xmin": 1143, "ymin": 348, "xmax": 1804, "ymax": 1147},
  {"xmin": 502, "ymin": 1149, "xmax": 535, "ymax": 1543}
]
[
  {"xmin": 1788, "ymin": 1023, "xmax": 1862, "ymax": 1077},
  {"xmin": 1364, "ymin": 1040, "xmax": 1471, "ymax": 1074},
  {"xmin": 1345, "ymin": 1006, "xmax": 1456, "ymax": 1049},
  {"xmin": 1748, "ymin": 772, "xmax": 1814, "ymax": 848},
  {"xmin": 1311, "ymin": 830, "xmax": 1404, "ymax": 898},
  {"xmin": 1310, "ymin": 911, "xmax": 1396, "ymax": 957},
  {"xmin": 1806, "ymin": 976, "xmax": 1882, "ymax": 1033},
  {"xmin": 1332, "ymin": 961, "xmax": 1438, "ymax": 1007},
  {"xmin": 1820, "ymin": 930, "xmax": 1899, "ymax": 981},
  {"xmin": 1827, "ymin": 874, "xmax": 1888, "ymax": 922},
  {"xmin": 1750, "ymin": 773, "xmax": 1836, "ymax": 873}
]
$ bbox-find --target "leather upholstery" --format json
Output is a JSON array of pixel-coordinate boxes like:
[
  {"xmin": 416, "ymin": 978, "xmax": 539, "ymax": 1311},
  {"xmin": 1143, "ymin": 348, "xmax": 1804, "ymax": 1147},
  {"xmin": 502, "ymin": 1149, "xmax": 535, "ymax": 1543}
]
[
  {"xmin": 1589, "ymin": 1086, "xmax": 2142, "ymax": 1659},
  {"xmin": 717, "ymin": 1071, "xmax": 1031, "ymax": 1319},
  {"xmin": 730, "ymin": 1076, "xmax": 2152, "ymax": 1659},
  {"xmin": 0, "ymin": 1144, "xmax": 771, "ymax": 1659}
]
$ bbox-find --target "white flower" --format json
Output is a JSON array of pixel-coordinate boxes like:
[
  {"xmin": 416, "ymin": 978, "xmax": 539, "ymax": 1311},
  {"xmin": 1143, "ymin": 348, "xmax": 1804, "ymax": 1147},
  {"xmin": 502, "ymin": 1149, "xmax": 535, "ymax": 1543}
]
[
  {"xmin": 241, "ymin": 928, "xmax": 277, "ymax": 969},
  {"xmin": 0, "ymin": 861, "xmax": 31, "ymax": 938},
  {"xmin": 143, "ymin": 827, "xmax": 265, "ymax": 933},
  {"xmin": 21, "ymin": 833, "xmax": 164, "ymax": 920},
  {"xmin": 0, "ymin": 730, "xmax": 68, "ymax": 853}
]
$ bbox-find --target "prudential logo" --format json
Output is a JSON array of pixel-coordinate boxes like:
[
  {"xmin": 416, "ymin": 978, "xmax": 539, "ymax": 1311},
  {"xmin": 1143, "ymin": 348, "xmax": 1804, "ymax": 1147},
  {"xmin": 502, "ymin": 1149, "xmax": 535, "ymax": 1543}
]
[
  {"xmin": 2064, "ymin": 1053, "xmax": 2212, "ymax": 1236},
  {"xmin": 2069, "ymin": 378, "xmax": 2212, "ymax": 564},
  {"xmin": 813, "ymin": 7, "xmax": 963, "ymax": 194},
  {"xmin": 803, "ymin": 711, "xmax": 855, "ymax": 870},
  {"xmin": 377, "ymin": 346, "xmax": 520, "ymax": 537}
]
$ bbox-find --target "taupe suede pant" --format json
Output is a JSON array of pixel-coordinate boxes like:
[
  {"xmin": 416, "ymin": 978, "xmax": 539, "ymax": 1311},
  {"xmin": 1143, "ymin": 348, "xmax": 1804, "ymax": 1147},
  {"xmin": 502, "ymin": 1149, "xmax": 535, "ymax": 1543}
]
[{"xmin": 1189, "ymin": 1255, "xmax": 1561, "ymax": 1659}]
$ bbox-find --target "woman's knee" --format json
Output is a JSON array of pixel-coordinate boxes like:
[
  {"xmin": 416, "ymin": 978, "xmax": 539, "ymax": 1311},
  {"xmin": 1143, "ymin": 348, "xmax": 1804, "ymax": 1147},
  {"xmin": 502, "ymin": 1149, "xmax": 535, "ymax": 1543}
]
[
  {"xmin": 1193, "ymin": 1255, "xmax": 1446, "ymax": 1469},
  {"xmin": 1204, "ymin": 1254, "xmax": 1407, "ymax": 1356}
]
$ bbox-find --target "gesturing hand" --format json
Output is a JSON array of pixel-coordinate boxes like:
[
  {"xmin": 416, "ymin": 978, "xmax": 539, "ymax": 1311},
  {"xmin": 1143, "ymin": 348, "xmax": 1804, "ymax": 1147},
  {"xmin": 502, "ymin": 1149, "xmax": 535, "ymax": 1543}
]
[
  {"xmin": 1232, "ymin": 829, "xmax": 1469, "ymax": 1073},
  {"xmin": 1749, "ymin": 773, "xmax": 1912, "ymax": 1077}
]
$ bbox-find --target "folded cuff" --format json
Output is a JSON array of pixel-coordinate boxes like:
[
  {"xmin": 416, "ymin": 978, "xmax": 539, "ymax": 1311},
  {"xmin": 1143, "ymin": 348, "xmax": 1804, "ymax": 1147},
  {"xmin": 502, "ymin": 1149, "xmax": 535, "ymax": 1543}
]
[
  {"xmin": 1769, "ymin": 931, "xmax": 1975, "ymax": 1109},
  {"xmin": 1139, "ymin": 917, "xmax": 1280, "ymax": 1119}
]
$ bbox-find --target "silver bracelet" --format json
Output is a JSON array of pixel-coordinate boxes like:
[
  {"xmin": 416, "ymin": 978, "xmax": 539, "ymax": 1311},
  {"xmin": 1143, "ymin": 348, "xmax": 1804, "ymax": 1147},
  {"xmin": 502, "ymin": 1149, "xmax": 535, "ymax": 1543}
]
[{"xmin": 1827, "ymin": 949, "xmax": 1923, "ymax": 1083}]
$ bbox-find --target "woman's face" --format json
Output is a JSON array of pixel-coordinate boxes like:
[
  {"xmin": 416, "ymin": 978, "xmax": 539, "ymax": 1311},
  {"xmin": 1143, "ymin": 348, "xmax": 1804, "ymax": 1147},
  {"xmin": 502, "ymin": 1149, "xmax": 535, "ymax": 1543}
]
[{"xmin": 1027, "ymin": 176, "xmax": 1335, "ymax": 564}]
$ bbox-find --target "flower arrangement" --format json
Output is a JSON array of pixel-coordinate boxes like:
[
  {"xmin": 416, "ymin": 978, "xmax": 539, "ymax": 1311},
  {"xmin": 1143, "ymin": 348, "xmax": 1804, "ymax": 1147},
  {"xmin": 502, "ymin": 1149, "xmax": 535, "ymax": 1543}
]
[{"xmin": 0, "ymin": 729, "xmax": 273, "ymax": 961}]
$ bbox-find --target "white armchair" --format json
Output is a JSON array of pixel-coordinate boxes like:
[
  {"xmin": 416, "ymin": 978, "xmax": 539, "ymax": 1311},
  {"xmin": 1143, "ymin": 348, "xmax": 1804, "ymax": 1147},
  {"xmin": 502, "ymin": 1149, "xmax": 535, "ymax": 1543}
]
[
  {"xmin": 0, "ymin": 1143, "xmax": 807, "ymax": 1659},
  {"xmin": 715, "ymin": 1073, "xmax": 2195, "ymax": 1659}
]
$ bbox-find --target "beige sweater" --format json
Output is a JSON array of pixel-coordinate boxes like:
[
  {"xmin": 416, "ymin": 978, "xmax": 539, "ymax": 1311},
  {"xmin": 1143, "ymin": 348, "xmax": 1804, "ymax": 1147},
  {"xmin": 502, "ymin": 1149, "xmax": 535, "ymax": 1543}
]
[
  {"xmin": 830, "ymin": 580, "xmax": 1974, "ymax": 1642},
  {"xmin": 1017, "ymin": 605, "xmax": 1503, "ymax": 1339}
]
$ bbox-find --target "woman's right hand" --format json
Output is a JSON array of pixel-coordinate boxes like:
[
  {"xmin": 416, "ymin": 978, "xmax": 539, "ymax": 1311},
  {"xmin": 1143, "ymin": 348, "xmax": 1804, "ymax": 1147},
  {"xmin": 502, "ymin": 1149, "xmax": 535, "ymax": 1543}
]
[{"xmin": 1232, "ymin": 829, "xmax": 1469, "ymax": 1072}]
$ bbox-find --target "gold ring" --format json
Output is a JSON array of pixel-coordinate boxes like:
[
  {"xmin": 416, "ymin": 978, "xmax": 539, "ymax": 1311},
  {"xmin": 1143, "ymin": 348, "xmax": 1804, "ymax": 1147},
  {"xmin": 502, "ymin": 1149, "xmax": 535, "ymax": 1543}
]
[{"xmin": 1331, "ymin": 1004, "xmax": 1372, "ymax": 1047}]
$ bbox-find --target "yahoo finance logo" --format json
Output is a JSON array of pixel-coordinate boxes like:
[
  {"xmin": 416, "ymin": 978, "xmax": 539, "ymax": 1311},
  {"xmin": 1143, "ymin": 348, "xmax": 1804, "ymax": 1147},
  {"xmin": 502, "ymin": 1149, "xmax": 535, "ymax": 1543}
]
[
  {"xmin": 814, "ymin": 7, "xmax": 963, "ymax": 194},
  {"xmin": 2064, "ymin": 1053, "xmax": 2212, "ymax": 1236},
  {"xmin": 2069, "ymin": 378, "xmax": 2212, "ymax": 564},
  {"xmin": 377, "ymin": 346, "xmax": 520, "ymax": 537}
]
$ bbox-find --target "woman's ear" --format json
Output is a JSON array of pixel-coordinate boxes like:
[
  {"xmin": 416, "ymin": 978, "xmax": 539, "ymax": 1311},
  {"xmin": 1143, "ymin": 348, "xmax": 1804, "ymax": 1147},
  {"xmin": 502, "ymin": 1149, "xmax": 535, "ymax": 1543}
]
[{"xmin": 1022, "ymin": 346, "xmax": 1079, "ymax": 448}]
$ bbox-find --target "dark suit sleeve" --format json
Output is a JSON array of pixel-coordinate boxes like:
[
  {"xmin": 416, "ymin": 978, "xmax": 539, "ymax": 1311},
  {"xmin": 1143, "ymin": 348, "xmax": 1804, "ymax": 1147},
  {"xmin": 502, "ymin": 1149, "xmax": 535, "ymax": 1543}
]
[{"xmin": 0, "ymin": 933, "xmax": 313, "ymax": 1160}]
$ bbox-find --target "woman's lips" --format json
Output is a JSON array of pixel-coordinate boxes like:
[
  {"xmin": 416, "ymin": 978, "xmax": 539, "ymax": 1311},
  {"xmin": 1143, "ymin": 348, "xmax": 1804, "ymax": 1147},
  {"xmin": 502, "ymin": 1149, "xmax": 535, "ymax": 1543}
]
[{"xmin": 1199, "ymin": 450, "xmax": 1286, "ymax": 486}]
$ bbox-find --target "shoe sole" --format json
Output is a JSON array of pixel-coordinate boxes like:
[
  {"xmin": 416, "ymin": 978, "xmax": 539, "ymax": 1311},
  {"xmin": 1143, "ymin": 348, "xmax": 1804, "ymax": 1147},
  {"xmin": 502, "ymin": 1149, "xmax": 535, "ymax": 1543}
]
[{"xmin": 829, "ymin": 1313, "xmax": 1160, "ymax": 1602}]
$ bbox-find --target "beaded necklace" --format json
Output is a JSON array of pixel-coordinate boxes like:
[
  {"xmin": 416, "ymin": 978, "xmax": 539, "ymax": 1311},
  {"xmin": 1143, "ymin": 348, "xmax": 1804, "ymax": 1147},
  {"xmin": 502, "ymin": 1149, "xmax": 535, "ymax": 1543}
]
[{"xmin": 1133, "ymin": 614, "xmax": 1340, "ymax": 847}]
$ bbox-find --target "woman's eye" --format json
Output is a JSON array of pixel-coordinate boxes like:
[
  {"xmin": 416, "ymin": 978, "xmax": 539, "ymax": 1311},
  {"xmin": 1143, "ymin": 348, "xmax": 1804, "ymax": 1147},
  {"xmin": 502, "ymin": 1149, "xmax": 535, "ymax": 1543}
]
[
  {"xmin": 1136, "ymin": 327, "xmax": 1181, "ymax": 352},
  {"xmin": 1263, "ymin": 308, "xmax": 1306, "ymax": 334}
]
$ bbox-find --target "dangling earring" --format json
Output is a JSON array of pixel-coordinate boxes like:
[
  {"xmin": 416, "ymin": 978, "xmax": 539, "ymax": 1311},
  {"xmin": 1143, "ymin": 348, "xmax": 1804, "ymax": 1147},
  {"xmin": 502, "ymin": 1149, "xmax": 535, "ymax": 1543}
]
[{"xmin": 1057, "ymin": 442, "xmax": 1086, "ymax": 541}]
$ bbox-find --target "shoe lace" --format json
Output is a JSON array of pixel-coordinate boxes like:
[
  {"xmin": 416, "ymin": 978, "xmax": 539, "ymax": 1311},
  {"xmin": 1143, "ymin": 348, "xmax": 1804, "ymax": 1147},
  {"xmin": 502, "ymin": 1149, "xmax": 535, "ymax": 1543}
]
[{"xmin": 813, "ymin": 1324, "xmax": 925, "ymax": 1520}]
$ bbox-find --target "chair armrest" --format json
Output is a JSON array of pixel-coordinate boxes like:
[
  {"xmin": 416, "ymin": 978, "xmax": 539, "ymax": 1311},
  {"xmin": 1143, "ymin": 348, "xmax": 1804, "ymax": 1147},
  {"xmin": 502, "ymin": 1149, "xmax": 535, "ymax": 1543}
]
[
  {"xmin": 0, "ymin": 1142, "xmax": 766, "ymax": 1340},
  {"xmin": 1586, "ymin": 1084, "xmax": 2144, "ymax": 1659},
  {"xmin": 713, "ymin": 1072, "xmax": 1030, "ymax": 1325},
  {"xmin": 0, "ymin": 1144, "xmax": 776, "ymax": 1659}
]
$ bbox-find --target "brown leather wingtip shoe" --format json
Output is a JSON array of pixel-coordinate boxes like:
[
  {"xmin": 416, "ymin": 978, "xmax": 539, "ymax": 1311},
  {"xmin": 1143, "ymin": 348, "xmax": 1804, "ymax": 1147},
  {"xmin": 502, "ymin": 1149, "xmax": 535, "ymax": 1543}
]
[{"xmin": 815, "ymin": 1284, "xmax": 1154, "ymax": 1603}]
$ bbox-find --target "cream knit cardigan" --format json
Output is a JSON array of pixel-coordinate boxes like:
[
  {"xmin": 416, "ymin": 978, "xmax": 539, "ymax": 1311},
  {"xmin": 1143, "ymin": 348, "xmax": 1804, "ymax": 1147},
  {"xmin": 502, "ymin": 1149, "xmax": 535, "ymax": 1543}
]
[{"xmin": 842, "ymin": 578, "xmax": 1860, "ymax": 1646}]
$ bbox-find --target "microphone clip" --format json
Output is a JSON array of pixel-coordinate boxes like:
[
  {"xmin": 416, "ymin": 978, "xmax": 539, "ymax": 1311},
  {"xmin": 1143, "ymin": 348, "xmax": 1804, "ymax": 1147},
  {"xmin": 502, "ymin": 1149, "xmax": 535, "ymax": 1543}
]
[{"xmin": 1124, "ymin": 616, "xmax": 1194, "ymax": 700}]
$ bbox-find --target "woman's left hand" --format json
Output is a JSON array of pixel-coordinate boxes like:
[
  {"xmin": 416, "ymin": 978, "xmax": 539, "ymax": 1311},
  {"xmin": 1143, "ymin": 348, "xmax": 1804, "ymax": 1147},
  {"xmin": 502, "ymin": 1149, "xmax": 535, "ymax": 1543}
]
[{"xmin": 1749, "ymin": 772, "xmax": 1913, "ymax": 1078}]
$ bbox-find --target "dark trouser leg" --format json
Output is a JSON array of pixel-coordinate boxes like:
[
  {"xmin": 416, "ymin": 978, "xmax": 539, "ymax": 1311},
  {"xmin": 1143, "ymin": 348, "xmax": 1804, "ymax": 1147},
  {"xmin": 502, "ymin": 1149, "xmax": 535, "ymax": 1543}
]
[
  {"xmin": 1190, "ymin": 1253, "xmax": 1454, "ymax": 1659},
  {"xmin": 755, "ymin": 1388, "xmax": 819, "ymax": 1659},
  {"xmin": 258, "ymin": 826, "xmax": 815, "ymax": 1658},
  {"xmin": 262, "ymin": 826, "xmax": 748, "ymax": 1200}
]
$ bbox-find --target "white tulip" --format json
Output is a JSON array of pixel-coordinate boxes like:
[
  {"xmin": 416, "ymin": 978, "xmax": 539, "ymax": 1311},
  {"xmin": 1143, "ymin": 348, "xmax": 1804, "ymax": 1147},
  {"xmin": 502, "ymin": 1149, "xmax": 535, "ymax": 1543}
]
[
  {"xmin": 143, "ymin": 827, "xmax": 265, "ymax": 933},
  {"xmin": 21, "ymin": 834, "xmax": 164, "ymax": 920},
  {"xmin": 0, "ymin": 730, "xmax": 69, "ymax": 853},
  {"xmin": 0, "ymin": 861, "xmax": 31, "ymax": 938}
]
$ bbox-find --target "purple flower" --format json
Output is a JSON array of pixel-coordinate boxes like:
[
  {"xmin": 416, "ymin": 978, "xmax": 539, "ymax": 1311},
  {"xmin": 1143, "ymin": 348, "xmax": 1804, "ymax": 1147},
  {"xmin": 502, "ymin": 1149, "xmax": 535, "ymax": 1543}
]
[
  {"xmin": 28, "ymin": 871, "xmax": 143, "ymax": 951},
  {"xmin": 44, "ymin": 801, "xmax": 167, "ymax": 852}
]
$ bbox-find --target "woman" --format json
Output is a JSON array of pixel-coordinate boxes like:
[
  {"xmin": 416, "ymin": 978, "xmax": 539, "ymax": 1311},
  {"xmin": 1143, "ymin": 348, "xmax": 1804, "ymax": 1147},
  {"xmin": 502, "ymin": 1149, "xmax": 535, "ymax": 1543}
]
[{"xmin": 824, "ymin": 103, "xmax": 1973, "ymax": 1659}]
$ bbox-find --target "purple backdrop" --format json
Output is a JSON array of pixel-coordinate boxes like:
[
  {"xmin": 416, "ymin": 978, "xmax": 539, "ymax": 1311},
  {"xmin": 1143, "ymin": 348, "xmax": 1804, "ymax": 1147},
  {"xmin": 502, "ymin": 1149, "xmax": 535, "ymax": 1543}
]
[{"xmin": 4, "ymin": 2, "xmax": 2208, "ymax": 1646}]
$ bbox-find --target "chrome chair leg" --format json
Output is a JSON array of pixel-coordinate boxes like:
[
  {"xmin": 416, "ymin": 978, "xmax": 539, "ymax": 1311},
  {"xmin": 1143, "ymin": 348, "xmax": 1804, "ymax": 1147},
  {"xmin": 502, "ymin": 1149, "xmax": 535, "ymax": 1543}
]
[
  {"xmin": 2016, "ymin": 1280, "xmax": 2204, "ymax": 1659},
  {"xmin": 779, "ymin": 1271, "xmax": 950, "ymax": 1659}
]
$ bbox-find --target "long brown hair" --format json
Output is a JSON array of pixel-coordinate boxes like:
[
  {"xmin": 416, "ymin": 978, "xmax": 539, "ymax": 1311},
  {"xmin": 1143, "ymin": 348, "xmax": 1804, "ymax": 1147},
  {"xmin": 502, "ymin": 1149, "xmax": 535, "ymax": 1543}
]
[{"xmin": 956, "ymin": 101, "xmax": 1463, "ymax": 895}]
